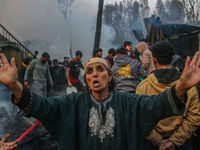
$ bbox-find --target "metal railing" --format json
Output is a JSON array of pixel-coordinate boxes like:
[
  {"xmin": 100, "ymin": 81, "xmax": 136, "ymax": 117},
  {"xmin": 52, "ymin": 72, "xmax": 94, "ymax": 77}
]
[{"xmin": 0, "ymin": 24, "xmax": 34, "ymax": 59}]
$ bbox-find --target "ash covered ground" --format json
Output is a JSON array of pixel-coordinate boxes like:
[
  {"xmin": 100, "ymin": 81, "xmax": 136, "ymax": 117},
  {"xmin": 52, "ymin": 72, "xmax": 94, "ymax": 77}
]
[{"xmin": 0, "ymin": 83, "xmax": 57, "ymax": 149}]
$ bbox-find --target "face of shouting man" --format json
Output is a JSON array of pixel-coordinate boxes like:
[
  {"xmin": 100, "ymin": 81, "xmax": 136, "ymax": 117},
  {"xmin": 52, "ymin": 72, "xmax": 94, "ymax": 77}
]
[{"xmin": 85, "ymin": 62, "xmax": 112, "ymax": 96}]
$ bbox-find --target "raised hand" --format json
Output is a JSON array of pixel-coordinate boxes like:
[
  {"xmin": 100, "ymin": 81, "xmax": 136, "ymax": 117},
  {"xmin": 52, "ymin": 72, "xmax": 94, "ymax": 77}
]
[
  {"xmin": 176, "ymin": 52, "xmax": 200, "ymax": 98},
  {"xmin": 0, "ymin": 134, "xmax": 18, "ymax": 150},
  {"xmin": 181, "ymin": 52, "xmax": 200, "ymax": 87},
  {"xmin": 0, "ymin": 53, "xmax": 23, "ymax": 99},
  {"xmin": 0, "ymin": 53, "xmax": 18, "ymax": 89}
]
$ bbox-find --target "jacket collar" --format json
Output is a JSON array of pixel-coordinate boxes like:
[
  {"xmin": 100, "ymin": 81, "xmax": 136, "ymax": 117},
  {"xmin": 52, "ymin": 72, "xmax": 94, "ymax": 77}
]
[{"xmin": 152, "ymin": 67, "xmax": 180, "ymax": 84}]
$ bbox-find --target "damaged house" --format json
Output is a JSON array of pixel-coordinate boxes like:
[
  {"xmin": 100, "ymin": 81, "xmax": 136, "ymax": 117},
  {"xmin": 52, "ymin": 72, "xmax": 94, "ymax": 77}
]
[{"xmin": 134, "ymin": 15, "xmax": 200, "ymax": 57}]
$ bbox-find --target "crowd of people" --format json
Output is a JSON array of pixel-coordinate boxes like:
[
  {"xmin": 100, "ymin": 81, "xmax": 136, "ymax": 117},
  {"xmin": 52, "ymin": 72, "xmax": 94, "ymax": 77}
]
[{"xmin": 0, "ymin": 40, "xmax": 200, "ymax": 150}]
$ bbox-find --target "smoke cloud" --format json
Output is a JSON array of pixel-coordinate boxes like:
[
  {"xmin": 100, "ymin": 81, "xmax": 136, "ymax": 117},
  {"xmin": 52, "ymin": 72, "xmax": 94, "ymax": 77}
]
[{"xmin": 0, "ymin": 0, "xmax": 116, "ymax": 63}]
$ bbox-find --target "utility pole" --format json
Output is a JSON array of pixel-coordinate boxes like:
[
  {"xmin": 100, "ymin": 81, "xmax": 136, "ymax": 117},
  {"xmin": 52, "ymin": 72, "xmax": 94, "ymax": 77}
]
[{"xmin": 93, "ymin": 0, "xmax": 104, "ymax": 56}]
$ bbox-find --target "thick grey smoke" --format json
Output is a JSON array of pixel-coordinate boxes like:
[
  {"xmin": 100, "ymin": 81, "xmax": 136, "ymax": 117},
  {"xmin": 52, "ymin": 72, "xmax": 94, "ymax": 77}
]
[
  {"xmin": 0, "ymin": 83, "xmax": 51, "ymax": 143},
  {"xmin": 0, "ymin": 0, "xmax": 116, "ymax": 139},
  {"xmin": 0, "ymin": 0, "xmax": 115, "ymax": 63},
  {"xmin": 0, "ymin": 83, "xmax": 18, "ymax": 138}
]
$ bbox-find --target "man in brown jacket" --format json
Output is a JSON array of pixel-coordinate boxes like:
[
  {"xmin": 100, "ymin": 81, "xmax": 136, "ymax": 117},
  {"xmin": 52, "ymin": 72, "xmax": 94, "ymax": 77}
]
[{"xmin": 136, "ymin": 41, "xmax": 200, "ymax": 150}]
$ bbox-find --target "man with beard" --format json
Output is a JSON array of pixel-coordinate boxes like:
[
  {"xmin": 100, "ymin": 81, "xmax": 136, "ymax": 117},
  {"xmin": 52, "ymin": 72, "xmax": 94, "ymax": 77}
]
[
  {"xmin": 24, "ymin": 52, "xmax": 53, "ymax": 97},
  {"xmin": 104, "ymin": 48, "xmax": 116, "ymax": 67},
  {"xmin": 51, "ymin": 59, "xmax": 67, "ymax": 96},
  {"xmin": 93, "ymin": 48, "xmax": 103, "ymax": 58},
  {"xmin": 124, "ymin": 41, "xmax": 134, "ymax": 59},
  {"xmin": 66, "ymin": 50, "xmax": 84, "ymax": 92}
]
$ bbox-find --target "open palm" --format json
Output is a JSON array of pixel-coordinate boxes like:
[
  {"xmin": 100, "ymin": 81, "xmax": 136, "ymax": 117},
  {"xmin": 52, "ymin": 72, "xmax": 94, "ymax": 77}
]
[
  {"xmin": 0, "ymin": 134, "xmax": 18, "ymax": 150},
  {"xmin": 179, "ymin": 52, "xmax": 200, "ymax": 90},
  {"xmin": 0, "ymin": 53, "xmax": 18, "ymax": 89}
]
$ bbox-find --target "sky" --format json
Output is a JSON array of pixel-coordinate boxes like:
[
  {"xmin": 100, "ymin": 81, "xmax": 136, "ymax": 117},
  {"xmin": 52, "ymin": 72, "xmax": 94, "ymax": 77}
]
[{"xmin": 0, "ymin": 0, "xmax": 157, "ymax": 63}]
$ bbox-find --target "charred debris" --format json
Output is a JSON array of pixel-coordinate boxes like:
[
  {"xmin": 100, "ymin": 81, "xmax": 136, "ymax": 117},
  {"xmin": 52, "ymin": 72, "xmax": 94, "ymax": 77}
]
[{"xmin": 134, "ymin": 15, "xmax": 200, "ymax": 57}]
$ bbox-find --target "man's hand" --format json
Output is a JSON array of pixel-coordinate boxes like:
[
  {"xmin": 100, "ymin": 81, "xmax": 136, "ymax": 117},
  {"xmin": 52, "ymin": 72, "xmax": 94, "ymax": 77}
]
[
  {"xmin": 68, "ymin": 82, "xmax": 73, "ymax": 87},
  {"xmin": 0, "ymin": 53, "xmax": 23, "ymax": 99},
  {"xmin": 50, "ymin": 83, "xmax": 54, "ymax": 89},
  {"xmin": 159, "ymin": 140, "xmax": 175, "ymax": 150},
  {"xmin": 24, "ymin": 81, "xmax": 30, "ymax": 89},
  {"xmin": 127, "ymin": 45, "xmax": 133, "ymax": 52},
  {"xmin": 176, "ymin": 52, "xmax": 200, "ymax": 98},
  {"xmin": 158, "ymin": 139, "xmax": 168, "ymax": 148},
  {"xmin": 0, "ymin": 53, "xmax": 18, "ymax": 90},
  {"xmin": 0, "ymin": 134, "xmax": 18, "ymax": 150}
]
